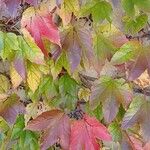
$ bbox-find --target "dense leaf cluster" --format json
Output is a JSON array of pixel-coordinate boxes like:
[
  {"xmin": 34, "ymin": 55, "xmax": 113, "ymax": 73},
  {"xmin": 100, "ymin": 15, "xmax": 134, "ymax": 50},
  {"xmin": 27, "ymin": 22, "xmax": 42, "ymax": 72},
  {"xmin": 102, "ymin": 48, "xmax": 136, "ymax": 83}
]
[{"xmin": 0, "ymin": 0, "xmax": 150, "ymax": 149}]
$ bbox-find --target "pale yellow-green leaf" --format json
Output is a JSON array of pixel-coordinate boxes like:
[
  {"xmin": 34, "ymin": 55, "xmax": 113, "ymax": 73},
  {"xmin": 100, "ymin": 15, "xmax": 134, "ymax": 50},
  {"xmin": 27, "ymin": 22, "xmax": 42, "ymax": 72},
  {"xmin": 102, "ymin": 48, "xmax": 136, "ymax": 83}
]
[
  {"xmin": 50, "ymin": 52, "xmax": 70, "ymax": 79},
  {"xmin": 0, "ymin": 74, "xmax": 10, "ymax": 100},
  {"xmin": 27, "ymin": 63, "xmax": 41, "ymax": 92},
  {"xmin": 10, "ymin": 64, "xmax": 23, "ymax": 89},
  {"xmin": 59, "ymin": 0, "xmax": 79, "ymax": 25},
  {"xmin": 78, "ymin": 88, "xmax": 90, "ymax": 102}
]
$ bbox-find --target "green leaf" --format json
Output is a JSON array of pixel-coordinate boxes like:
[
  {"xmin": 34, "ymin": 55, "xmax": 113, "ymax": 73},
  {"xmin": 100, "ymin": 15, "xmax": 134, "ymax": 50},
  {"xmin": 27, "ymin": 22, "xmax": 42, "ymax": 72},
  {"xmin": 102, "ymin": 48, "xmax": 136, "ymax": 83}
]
[
  {"xmin": 133, "ymin": 0, "xmax": 150, "ymax": 12},
  {"xmin": 59, "ymin": 0, "xmax": 79, "ymax": 25},
  {"xmin": 121, "ymin": 95, "xmax": 144, "ymax": 129},
  {"xmin": 58, "ymin": 74, "xmax": 79, "ymax": 109},
  {"xmin": 124, "ymin": 14, "xmax": 148, "ymax": 35},
  {"xmin": 111, "ymin": 41, "xmax": 138, "ymax": 64},
  {"xmin": 108, "ymin": 121, "xmax": 122, "ymax": 142},
  {"xmin": 90, "ymin": 76, "xmax": 132, "ymax": 123},
  {"xmin": 51, "ymin": 52, "xmax": 70, "ymax": 79},
  {"xmin": 11, "ymin": 115, "xmax": 39, "ymax": 149},
  {"xmin": 122, "ymin": 0, "xmax": 135, "ymax": 16},
  {"xmin": 0, "ymin": 74, "xmax": 10, "ymax": 94},
  {"xmin": 0, "ymin": 32, "xmax": 17, "ymax": 60},
  {"xmin": 18, "ymin": 35, "xmax": 44, "ymax": 64},
  {"xmin": 81, "ymin": 0, "xmax": 112, "ymax": 22},
  {"xmin": 94, "ymin": 32, "xmax": 116, "ymax": 62}
]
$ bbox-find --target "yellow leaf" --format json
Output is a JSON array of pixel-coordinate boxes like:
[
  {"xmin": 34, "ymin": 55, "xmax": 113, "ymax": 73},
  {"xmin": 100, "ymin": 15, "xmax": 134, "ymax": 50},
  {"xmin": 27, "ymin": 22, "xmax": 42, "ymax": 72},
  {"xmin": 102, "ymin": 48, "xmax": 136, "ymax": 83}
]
[
  {"xmin": 59, "ymin": 0, "xmax": 79, "ymax": 25},
  {"xmin": 10, "ymin": 64, "xmax": 23, "ymax": 89},
  {"xmin": 78, "ymin": 88, "xmax": 90, "ymax": 102},
  {"xmin": 27, "ymin": 63, "xmax": 41, "ymax": 92},
  {"xmin": 0, "ymin": 74, "xmax": 10, "ymax": 95}
]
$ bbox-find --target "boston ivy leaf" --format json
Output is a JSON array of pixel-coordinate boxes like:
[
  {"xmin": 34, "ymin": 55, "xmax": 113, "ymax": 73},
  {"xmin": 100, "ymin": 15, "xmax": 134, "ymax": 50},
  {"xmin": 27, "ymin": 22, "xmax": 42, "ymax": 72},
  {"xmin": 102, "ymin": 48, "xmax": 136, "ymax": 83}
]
[
  {"xmin": 0, "ymin": 74, "xmax": 10, "ymax": 99},
  {"xmin": 122, "ymin": 0, "xmax": 135, "ymax": 16},
  {"xmin": 10, "ymin": 63, "xmax": 23, "ymax": 89},
  {"xmin": 128, "ymin": 45, "xmax": 150, "ymax": 81},
  {"xmin": 59, "ymin": 0, "xmax": 79, "ymax": 25},
  {"xmin": 108, "ymin": 121, "xmax": 122, "ymax": 142},
  {"xmin": 13, "ymin": 56, "xmax": 26, "ymax": 80},
  {"xmin": 133, "ymin": 0, "xmax": 150, "ymax": 12},
  {"xmin": 121, "ymin": 96, "xmax": 143, "ymax": 129},
  {"xmin": 90, "ymin": 76, "xmax": 132, "ymax": 123},
  {"xmin": 58, "ymin": 74, "xmax": 79, "ymax": 109},
  {"xmin": 25, "ymin": 0, "xmax": 39, "ymax": 6},
  {"xmin": 4, "ymin": 0, "xmax": 21, "ymax": 17},
  {"xmin": 111, "ymin": 41, "xmax": 138, "ymax": 65},
  {"xmin": 80, "ymin": 0, "xmax": 112, "ymax": 23},
  {"xmin": 21, "ymin": 6, "xmax": 61, "ymax": 56},
  {"xmin": 0, "ymin": 31, "xmax": 18, "ymax": 60},
  {"xmin": 50, "ymin": 51, "xmax": 70, "ymax": 79},
  {"xmin": 57, "ymin": 18, "xmax": 94, "ymax": 72},
  {"xmin": 94, "ymin": 32, "xmax": 116, "ymax": 63},
  {"xmin": 26, "ymin": 109, "xmax": 71, "ymax": 150},
  {"xmin": 19, "ymin": 30, "xmax": 45, "ymax": 65},
  {"xmin": 11, "ymin": 115, "xmax": 39, "ymax": 149},
  {"xmin": 0, "ymin": 94, "xmax": 25, "ymax": 125},
  {"xmin": 27, "ymin": 62, "xmax": 42, "ymax": 92},
  {"xmin": 122, "ymin": 95, "xmax": 150, "ymax": 141},
  {"xmin": 3, "ymin": 0, "xmax": 42, "ymax": 17},
  {"xmin": 70, "ymin": 114, "xmax": 112, "ymax": 150},
  {"xmin": 124, "ymin": 14, "xmax": 148, "ymax": 35}
]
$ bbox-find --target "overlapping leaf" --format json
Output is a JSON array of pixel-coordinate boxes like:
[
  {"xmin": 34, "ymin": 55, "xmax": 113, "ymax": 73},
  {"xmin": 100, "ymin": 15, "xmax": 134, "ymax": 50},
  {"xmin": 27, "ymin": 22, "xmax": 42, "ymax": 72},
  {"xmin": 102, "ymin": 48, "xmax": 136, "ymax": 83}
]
[
  {"xmin": 70, "ymin": 114, "xmax": 112, "ymax": 150},
  {"xmin": 59, "ymin": 0, "xmax": 79, "ymax": 25},
  {"xmin": 58, "ymin": 74, "xmax": 79, "ymax": 109},
  {"xmin": 3, "ymin": 0, "xmax": 39, "ymax": 17},
  {"xmin": 27, "ymin": 62, "xmax": 42, "ymax": 92},
  {"xmin": 111, "ymin": 40, "xmax": 139, "ymax": 65},
  {"xmin": 53, "ymin": 18, "xmax": 94, "ymax": 72},
  {"xmin": 11, "ymin": 115, "xmax": 39, "ymax": 149},
  {"xmin": 122, "ymin": 95, "xmax": 150, "ymax": 141},
  {"xmin": 128, "ymin": 45, "xmax": 150, "ymax": 80},
  {"xmin": 90, "ymin": 76, "xmax": 132, "ymax": 123},
  {"xmin": 80, "ymin": 0, "xmax": 112, "ymax": 23},
  {"xmin": 26, "ymin": 109, "xmax": 71, "ymax": 150},
  {"xmin": 0, "ymin": 94, "xmax": 25, "ymax": 125},
  {"xmin": 21, "ymin": 6, "xmax": 61, "ymax": 56},
  {"xmin": 124, "ymin": 14, "xmax": 148, "ymax": 35},
  {"xmin": 0, "ymin": 74, "xmax": 10, "ymax": 100}
]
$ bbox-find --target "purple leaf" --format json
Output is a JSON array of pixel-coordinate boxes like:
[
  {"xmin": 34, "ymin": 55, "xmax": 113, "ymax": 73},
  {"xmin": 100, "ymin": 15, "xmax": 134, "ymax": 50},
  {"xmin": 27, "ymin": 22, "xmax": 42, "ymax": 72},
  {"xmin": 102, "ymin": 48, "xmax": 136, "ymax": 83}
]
[
  {"xmin": 0, "ymin": 94, "xmax": 25, "ymax": 125},
  {"xmin": 14, "ymin": 57, "xmax": 26, "ymax": 79}
]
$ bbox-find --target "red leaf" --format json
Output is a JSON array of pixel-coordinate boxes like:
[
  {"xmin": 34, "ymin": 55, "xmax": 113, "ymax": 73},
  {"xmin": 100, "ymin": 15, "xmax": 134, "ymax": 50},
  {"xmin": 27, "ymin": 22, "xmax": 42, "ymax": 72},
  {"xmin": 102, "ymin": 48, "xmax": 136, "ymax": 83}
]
[
  {"xmin": 21, "ymin": 7, "xmax": 61, "ymax": 57},
  {"xmin": 26, "ymin": 109, "xmax": 70, "ymax": 150},
  {"xmin": 69, "ymin": 114, "xmax": 112, "ymax": 150}
]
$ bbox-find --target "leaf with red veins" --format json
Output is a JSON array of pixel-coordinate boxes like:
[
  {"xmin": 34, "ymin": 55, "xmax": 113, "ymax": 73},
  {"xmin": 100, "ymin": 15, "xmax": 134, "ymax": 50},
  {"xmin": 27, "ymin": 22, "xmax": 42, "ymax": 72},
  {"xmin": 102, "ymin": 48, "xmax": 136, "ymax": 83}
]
[
  {"xmin": 21, "ymin": 7, "xmax": 61, "ymax": 57},
  {"xmin": 70, "ymin": 115, "xmax": 112, "ymax": 150},
  {"xmin": 26, "ymin": 109, "xmax": 70, "ymax": 150},
  {"xmin": 0, "ymin": 94, "xmax": 25, "ymax": 125}
]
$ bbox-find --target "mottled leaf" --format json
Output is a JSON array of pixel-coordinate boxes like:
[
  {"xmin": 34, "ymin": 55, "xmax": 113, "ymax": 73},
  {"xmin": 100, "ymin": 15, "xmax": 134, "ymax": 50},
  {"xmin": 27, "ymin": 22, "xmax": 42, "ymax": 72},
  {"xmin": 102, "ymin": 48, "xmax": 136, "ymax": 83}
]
[
  {"xmin": 0, "ymin": 94, "xmax": 25, "ymax": 125},
  {"xmin": 90, "ymin": 76, "xmax": 132, "ymax": 123},
  {"xmin": 21, "ymin": 6, "xmax": 61, "ymax": 56},
  {"xmin": 26, "ymin": 109, "xmax": 70, "ymax": 150}
]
